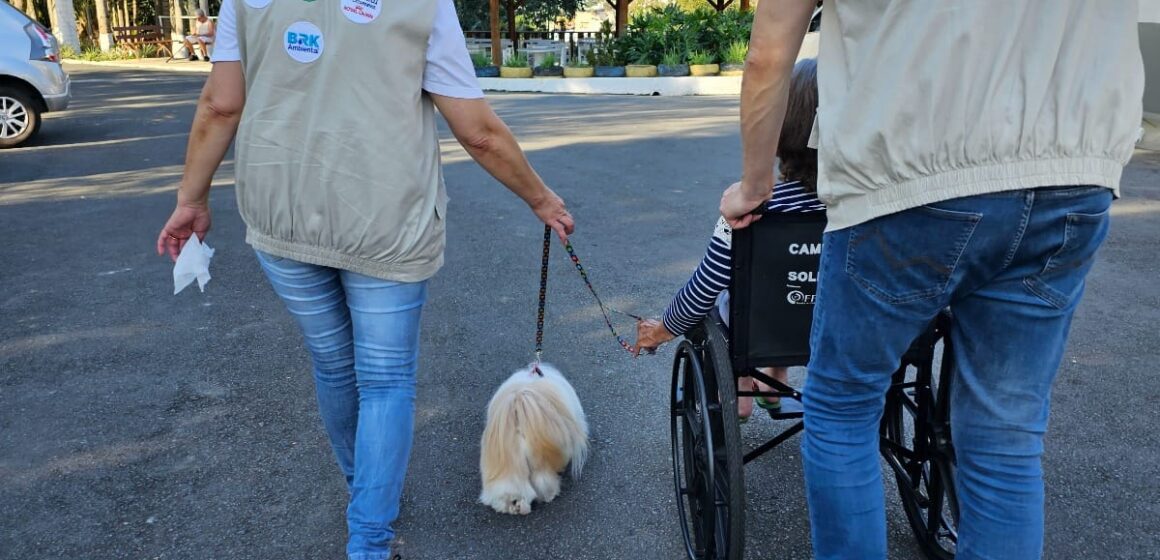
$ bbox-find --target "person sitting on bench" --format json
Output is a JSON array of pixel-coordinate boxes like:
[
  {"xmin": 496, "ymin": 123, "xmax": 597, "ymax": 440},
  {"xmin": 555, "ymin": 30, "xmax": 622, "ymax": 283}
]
[
  {"xmin": 634, "ymin": 58, "xmax": 822, "ymax": 421},
  {"xmin": 182, "ymin": 9, "xmax": 214, "ymax": 61}
]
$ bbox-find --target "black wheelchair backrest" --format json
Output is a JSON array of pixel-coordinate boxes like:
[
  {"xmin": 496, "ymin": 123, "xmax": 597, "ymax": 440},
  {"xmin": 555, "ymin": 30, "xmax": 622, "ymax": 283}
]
[{"xmin": 729, "ymin": 212, "xmax": 827, "ymax": 370}]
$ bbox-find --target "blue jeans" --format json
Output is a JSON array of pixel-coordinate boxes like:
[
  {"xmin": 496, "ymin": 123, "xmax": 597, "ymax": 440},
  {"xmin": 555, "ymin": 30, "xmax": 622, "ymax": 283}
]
[
  {"xmin": 256, "ymin": 251, "xmax": 428, "ymax": 560},
  {"xmin": 803, "ymin": 186, "xmax": 1112, "ymax": 560}
]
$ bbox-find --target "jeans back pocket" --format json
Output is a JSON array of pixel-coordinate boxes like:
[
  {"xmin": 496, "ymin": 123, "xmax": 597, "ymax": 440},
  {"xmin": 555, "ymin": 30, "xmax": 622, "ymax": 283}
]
[
  {"xmin": 1023, "ymin": 207, "xmax": 1111, "ymax": 309},
  {"xmin": 845, "ymin": 205, "xmax": 982, "ymax": 304}
]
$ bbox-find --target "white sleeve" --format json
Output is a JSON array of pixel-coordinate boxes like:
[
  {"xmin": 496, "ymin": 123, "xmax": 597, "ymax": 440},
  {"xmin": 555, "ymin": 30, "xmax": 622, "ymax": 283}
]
[
  {"xmin": 422, "ymin": 0, "xmax": 485, "ymax": 99},
  {"xmin": 211, "ymin": 0, "xmax": 240, "ymax": 63}
]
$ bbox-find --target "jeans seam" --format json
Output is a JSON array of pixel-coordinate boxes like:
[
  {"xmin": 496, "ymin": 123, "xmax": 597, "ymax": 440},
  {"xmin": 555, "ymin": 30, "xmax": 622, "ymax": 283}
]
[{"xmin": 999, "ymin": 189, "xmax": 1035, "ymax": 271}]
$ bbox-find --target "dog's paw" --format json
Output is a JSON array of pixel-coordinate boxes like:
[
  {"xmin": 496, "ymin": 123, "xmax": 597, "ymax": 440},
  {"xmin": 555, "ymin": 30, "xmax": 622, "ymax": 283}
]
[
  {"xmin": 532, "ymin": 471, "xmax": 561, "ymax": 503},
  {"xmin": 488, "ymin": 495, "xmax": 532, "ymax": 515}
]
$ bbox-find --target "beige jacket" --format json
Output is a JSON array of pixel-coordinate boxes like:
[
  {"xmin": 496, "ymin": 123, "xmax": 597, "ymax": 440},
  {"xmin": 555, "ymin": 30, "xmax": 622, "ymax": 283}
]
[
  {"xmin": 233, "ymin": 0, "xmax": 447, "ymax": 282},
  {"xmin": 815, "ymin": 1, "xmax": 1146, "ymax": 231}
]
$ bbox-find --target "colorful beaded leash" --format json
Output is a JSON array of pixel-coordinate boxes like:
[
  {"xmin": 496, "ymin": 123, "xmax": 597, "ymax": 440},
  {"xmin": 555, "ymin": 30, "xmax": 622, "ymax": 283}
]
[
  {"xmin": 532, "ymin": 226, "xmax": 551, "ymax": 376},
  {"xmin": 532, "ymin": 225, "xmax": 640, "ymax": 374},
  {"xmin": 561, "ymin": 230, "xmax": 639, "ymax": 355}
]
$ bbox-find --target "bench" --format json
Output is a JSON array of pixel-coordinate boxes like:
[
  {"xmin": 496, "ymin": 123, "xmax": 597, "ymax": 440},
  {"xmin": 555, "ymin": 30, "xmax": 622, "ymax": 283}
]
[{"xmin": 111, "ymin": 25, "xmax": 174, "ymax": 61}]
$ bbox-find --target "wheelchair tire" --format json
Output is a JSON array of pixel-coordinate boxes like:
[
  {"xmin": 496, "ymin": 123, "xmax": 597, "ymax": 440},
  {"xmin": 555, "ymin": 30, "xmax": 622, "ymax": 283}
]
[
  {"xmin": 670, "ymin": 319, "xmax": 745, "ymax": 560},
  {"xmin": 881, "ymin": 370, "xmax": 959, "ymax": 560}
]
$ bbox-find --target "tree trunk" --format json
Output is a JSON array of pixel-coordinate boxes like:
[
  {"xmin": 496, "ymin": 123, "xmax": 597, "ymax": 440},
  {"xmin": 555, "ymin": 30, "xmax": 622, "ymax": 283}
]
[
  {"xmin": 95, "ymin": 0, "xmax": 113, "ymax": 51},
  {"xmin": 169, "ymin": 0, "xmax": 184, "ymax": 55},
  {"xmin": 740, "ymin": 0, "xmax": 750, "ymax": 11},
  {"xmin": 505, "ymin": 0, "xmax": 516, "ymax": 54},
  {"xmin": 48, "ymin": 0, "xmax": 82, "ymax": 50},
  {"xmin": 615, "ymin": 0, "xmax": 630, "ymax": 36},
  {"xmin": 489, "ymin": 0, "xmax": 501, "ymax": 67}
]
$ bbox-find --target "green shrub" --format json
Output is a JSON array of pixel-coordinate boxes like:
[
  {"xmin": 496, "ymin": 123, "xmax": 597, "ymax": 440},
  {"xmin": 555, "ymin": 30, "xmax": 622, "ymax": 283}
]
[
  {"xmin": 589, "ymin": 20, "xmax": 627, "ymax": 66},
  {"xmin": 722, "ymin": 40, "xmax": 748, "ymax": 65},
  {"xmin": 661, "ymin": 51, "xmax": 684, "ymax": 66},
  {"xmin": 567, "ymin": 56, "xmax": 591, "ymax": 68},
  {"xmin": 689, "ymin": 50, "xmax": 715, "ymax": 65},
  {"xmin": 538, "ymin": 53, "xmax": 558, "ymax": 69},
  {"xmin": 504, "ymin": 53, "xmax": 529, "ymax": 68},
  {"xmin": 59, "ymin": 44, "xmax": 80, "ymax": 59},
  {"xmin": 470, "ymin": 51, "xmax": 493, "ymax": 69}
]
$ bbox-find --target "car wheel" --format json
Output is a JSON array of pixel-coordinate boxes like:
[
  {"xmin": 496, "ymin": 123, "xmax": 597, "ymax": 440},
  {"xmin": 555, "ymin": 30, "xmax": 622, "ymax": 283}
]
[{"xmin": 0, "ymin": 86, "xmax": 42, "ymax": 149}]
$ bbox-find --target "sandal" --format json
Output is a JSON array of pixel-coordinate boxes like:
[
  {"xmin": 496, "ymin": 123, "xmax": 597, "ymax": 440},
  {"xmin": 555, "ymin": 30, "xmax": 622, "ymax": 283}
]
[{"xmin": 755, "ymin": 396, "xmax": 782, "ymax": 411}]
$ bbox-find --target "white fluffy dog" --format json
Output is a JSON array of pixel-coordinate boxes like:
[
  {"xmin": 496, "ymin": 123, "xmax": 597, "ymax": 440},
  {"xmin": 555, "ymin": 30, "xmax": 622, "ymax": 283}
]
[{"xmin": 479, "ymin": 363, "xmax": 589, "ymax": 515}]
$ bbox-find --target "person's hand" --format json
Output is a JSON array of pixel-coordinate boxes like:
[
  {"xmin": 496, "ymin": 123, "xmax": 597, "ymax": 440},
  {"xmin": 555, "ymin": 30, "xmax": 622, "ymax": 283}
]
[
  {"xmin": 530, "ymin": 187, "xmax": 575, "ymax": 243},
  {"xmin": 156, "ymin": 200, "xmax": 211, "ymax": 261},
  {"xmin": 634, "ymin": 318, "xmax": 676, "ymax": 358},
  {"xmin": 720, "ymin": 181, "xmax": 770, "ymax": 230}
]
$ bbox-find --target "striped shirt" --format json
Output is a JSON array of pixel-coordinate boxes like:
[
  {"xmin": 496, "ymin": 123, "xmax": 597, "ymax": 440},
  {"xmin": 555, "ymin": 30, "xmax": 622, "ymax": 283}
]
[{"xmin": 661, "ymin": 181, "xmax": 825, "ymax": 337}]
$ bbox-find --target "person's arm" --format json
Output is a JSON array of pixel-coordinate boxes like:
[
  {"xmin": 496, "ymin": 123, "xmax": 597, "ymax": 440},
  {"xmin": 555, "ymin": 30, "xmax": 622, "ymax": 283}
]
[
  {"xmin": 156, "ymin": 61, "xmax": 245, "ymax": 260},
  {"xmin": 635, "ymin": 219, "xmax": 734, "ymax": 356},
  {"xmin": 206, "ymin": 19, "xmax": 215, "ymax": 38},
  {"xmin": 719, "ymin": 0, "xmax": 815, "ymax": 229},
  {"xmin": 428, "ymin": 93, "xmax": 573, "ymax": 241}
]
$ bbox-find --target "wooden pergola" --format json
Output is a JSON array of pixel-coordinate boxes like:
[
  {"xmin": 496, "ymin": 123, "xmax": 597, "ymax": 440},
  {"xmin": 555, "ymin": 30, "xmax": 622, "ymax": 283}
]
[{"xmin": 486, "ymin": 0, "xmax": 751, "ymax": 66}]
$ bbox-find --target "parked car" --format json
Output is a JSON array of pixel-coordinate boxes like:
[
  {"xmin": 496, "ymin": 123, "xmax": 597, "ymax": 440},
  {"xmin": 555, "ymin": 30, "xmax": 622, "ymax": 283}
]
[{"xmin": 0, "ymin": 0, "xmax": 70, "ymax": 149}]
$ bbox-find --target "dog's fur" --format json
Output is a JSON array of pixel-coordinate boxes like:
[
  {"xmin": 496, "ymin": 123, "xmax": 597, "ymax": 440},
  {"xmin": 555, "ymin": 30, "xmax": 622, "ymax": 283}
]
[{"xmin": 479, "ymin": 363, "xmax": 588, "ymax": 515}]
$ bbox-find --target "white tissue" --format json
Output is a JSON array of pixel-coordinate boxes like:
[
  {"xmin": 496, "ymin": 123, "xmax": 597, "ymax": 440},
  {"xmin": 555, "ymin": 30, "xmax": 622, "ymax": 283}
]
[{"xmin": 173, "ymin": 235, "xmax": 215, "ymax": 294}]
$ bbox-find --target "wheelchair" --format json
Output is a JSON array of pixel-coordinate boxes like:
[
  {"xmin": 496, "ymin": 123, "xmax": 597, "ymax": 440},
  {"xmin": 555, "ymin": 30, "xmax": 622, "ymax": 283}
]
[{"xmin": 669, "ymin": 212, "xmax": 960, "ymax": 560}]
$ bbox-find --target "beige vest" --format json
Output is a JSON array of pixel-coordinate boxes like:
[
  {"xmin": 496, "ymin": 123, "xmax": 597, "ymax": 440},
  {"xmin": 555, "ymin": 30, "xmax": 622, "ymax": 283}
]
[
  {"xmin": 233, "ymin": 0, "xmax": 446, "ymax": 282},
  {"xmin": 815, "ymin": 0, "xmax": 1144, "ymax": 231}
]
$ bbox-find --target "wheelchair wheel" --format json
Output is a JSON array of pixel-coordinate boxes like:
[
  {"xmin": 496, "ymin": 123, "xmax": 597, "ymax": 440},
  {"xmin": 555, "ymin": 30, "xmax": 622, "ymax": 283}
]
[
  {"xmin": 881, "ymin": 368, "xmax": 959, "ymax": 560},
  {"xmin": 670, "ymin": 319, "xmax": 745, "ymax": 560}
]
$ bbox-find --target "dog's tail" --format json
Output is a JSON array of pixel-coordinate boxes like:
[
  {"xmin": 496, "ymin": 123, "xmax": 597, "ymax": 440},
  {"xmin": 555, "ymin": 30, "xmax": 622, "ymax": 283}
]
[{"xmin": 482, "ymin": 383, "xmax": 588, "ymax": 482}]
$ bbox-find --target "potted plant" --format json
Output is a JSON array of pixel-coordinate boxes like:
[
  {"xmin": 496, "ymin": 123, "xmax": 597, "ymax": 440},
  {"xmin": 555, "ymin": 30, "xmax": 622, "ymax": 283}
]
[
  {"xmin": 564, "ymin": 57, "xmax": 594, "ymax": 78},
  {"xmin": 590, "ymin": 21, "xmax": 626, "ymax": 77},
  {"xmin": 500, "ymin": 53, "xmax": 533, "ymax": 78},
  {"xmin": 624, "ymin": 9, "xmax": 663, "ymax": 77},
  {"xmin": 533, "ymin": 53, "xmax": 564, "ymax": 78},
  {"xmin": 689, "ymin": 50, "xmax": 719, "ymax": 76},
  {"xmin": 720, "ymin": 40, "xmax": 747, "ymax": 76},
  {"xmin": 658, "ymin": 51, "xmax": 690, "ymax": 77},
  {"xmin": 471, "ymin": 51, "xmax": 499, "ymax": 78}
]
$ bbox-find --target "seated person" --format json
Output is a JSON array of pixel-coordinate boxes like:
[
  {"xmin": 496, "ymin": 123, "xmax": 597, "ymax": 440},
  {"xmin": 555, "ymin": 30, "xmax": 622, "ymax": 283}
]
[
  {"xmin": 635, "ymin": 58, "xmax": 821, "ymax": 421},
  {"xmin": 182, "ymin": 9, "xmax": 215, "ymax": 62}
]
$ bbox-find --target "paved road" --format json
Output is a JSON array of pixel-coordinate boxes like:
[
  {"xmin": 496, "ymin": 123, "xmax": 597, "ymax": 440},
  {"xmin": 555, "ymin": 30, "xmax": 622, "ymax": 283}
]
[{"xmin": 2, "ymin": 66, "xmax": 1158, "ymax": 560}]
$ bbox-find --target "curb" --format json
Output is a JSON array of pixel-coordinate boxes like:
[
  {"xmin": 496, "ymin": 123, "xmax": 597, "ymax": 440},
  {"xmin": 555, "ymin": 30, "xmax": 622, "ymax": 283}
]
[
  {"xmin": 64, "ymin": 59, "xmax": 210, "ymax": 74},
  {"xmin": 477, "ymin": 75, "xmax": 741, "ymax": 96}
]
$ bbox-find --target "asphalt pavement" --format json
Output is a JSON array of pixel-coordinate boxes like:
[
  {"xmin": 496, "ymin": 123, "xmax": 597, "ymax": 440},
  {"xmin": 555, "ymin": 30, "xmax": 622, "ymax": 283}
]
[{"xmin": 1, "ymin": 66, "xmax": 1158, "ymax": 560}]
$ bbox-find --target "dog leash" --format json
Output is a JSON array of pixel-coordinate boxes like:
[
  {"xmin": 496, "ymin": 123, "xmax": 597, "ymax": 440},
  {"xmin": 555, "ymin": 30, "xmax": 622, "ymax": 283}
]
[
  {"xmin": 561, "ymin": 230, "xmax": 638, "ymax": 355},
  {"xmin": 532, "ymin": 227, "xmax": 551, "ymax": 376},
  {"xmin": 532, "ymin": 226, "xmax": 638, "ymax": 375}
]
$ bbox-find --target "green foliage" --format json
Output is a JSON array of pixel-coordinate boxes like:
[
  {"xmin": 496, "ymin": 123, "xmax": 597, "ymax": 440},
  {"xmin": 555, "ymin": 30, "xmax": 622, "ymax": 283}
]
[
  {"xmin": 567, "ymin": 56, "xmax": 591, "ymax": 68},
  {"xmin": 538, "ymin": 53, "xmax": 558, "ymax": 68},
  {"xmin": 58, "ymin": 44, "xmax": 81, "ymax": 60},
  {"xmin": 620, "ymin": 5, "xmax": 749, "ymax": 66},
  {"xmin": 504, "ymin": 53, "xmax": 530, "ymax": 68},
  {"xmin": 722, "ymin": 40, "xmax": 748, "ymax": 64},
  {"xmin": 588, "ymin": 20, "xmax": 626, "ymax": 67},
  {"xmin": 470, "ymin": 51, "xmax": 494, "ymax": 69},
  {"xmin": 454, "ymin": 0, "xmax": 589, "ymax": 31},
  {"xmin": 661, "ymin": 51, "xmax": 684, "ymax": 66},
  {"xmin": 689, "ymin": 50, "xmax": 715, "ymax": 65}
]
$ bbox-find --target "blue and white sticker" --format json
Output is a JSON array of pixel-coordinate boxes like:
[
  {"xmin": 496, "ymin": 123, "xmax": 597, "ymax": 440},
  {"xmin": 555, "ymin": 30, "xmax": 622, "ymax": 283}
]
[
  {"xmin": 341, "ymin": 0, "xmax": 381, "ymax": 24},
  {"xmin": 244, "ymin": 0, "xmax": 272, "ymax": 8},
  {"xmin": 284, "ymin": 21, "xmax": 324, "ymax": 64}
]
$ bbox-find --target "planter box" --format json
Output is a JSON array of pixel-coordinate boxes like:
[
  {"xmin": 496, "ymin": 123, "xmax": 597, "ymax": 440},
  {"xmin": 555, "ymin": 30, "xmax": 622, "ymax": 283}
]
[
  {"xmin": 500, "ymin": 66, "xmax": 533, "ymax": 78},
  {"xmin": 594, "ymin": 66, "xmax": 626, "ymax": 78},
  {"xmin": 658, "ymin": 64, "xmax": 690, "ymax": 77},
  {"xmin": 626, "ymin": 64, "xmax": 658, "ymax": 78},
  {"xmin": 720, "ymin": 63, "xmax": 745, "ymax": 77},
  {"xmin": 475, "ymin": 66, "xmax": 500, "ymax": 78},
  {"xmin": 564, "ymin": 66, "xmax": 595, "ymax": 78},
  {"xmin": 690, "ymin": 64, "xmax": 720, "ymax": 77},
  {"xmin": 534, "ymin": 66, "xmax": 564, "ymax": 78}
]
